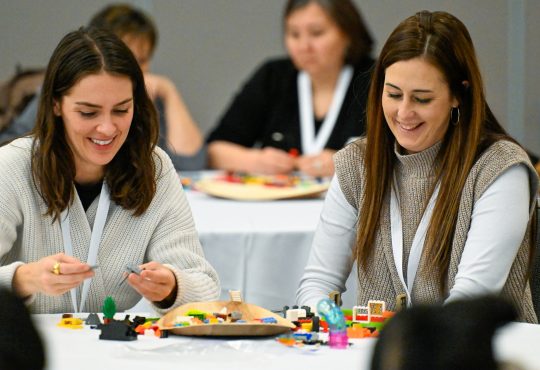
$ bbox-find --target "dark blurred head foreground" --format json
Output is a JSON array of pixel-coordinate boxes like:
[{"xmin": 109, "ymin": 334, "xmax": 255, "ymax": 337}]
[
  {"xmin": 371, "ymin": 296, "xmax": 517, "ymax": 370},
  {"xmin": 0, "ymin": 288, "xmax": 45, "ymax": 370}
]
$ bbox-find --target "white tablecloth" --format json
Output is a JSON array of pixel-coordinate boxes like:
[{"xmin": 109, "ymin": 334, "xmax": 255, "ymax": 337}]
[
  {"xmin": 185, "ymin": 186, "xmax": 357, "ymax": 310},
  {"xmin": 33, "ymin": 314, "xmax": 374, "ymax": 370},
  {"xmin": 129, "ymin": 172, "xmax": 357, "ymax": 313},
  {"xmin": 32, "ymin": 314, "xmax": 540, "ymax": 370}
]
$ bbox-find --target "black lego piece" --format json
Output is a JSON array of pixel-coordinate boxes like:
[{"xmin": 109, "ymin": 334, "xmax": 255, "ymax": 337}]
[{"xmin": 99, "ymin": 320, "xmax": 138, "ymax": 341}]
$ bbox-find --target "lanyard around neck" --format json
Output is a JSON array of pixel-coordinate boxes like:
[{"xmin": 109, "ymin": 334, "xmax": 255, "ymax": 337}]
[
  {"xmin": 390, "ymin": 175, "xmax": 440, "ymax": 307},
  {"xmin": 60, "ymin": 181, "xmax": 111, "ymax": 313},
  {"xmin": 298, "ymin": 65, "xmax": 353, "ymax": 155}
]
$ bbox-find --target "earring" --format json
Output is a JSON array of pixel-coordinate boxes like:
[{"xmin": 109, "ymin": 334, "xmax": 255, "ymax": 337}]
[{"xmin": 450, "ymin": 106, "xmax": 460, "ymax": 126}]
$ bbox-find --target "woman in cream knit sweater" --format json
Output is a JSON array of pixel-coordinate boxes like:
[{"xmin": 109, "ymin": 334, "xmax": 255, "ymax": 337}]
[{"xmin": 0, "ymin": 28, "xmax": 219, "ymax": 314}]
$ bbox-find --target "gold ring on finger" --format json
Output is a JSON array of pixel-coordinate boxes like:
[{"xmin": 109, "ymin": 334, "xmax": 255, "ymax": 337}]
[{"xmin": 52, "ymin": 262, "xmax": 61, "ymax": 275}]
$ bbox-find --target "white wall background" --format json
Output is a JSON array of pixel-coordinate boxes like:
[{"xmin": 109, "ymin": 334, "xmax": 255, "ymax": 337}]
[{"xmin": 1, "ymin": 0, "xmax": 538, "ymax": 152}]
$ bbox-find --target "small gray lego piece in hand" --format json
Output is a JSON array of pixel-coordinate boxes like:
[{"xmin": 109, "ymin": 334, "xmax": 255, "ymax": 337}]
[{"xmin": 118, "ymin": 264, "xmax": 143, "ymax": 286}]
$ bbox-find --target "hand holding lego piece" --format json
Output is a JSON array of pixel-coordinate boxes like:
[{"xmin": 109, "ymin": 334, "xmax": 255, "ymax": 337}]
[
  {"xmin": 125, "ymin": 261, "xmax": 177, "ymax": 304},
  {"xmin": 12, "ymin": 252, "xmax": 95, "ymax": 297}
]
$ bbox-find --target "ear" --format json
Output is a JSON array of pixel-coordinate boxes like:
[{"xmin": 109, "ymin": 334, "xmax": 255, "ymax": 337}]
[{"xmin": 53, "ymin": 100, "xmax": 61, "ymax": 116}]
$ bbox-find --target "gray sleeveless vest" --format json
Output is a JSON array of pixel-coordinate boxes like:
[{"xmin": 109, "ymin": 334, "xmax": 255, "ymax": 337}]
[{"xmin": 334, "ymin": 138, "xmax": 539, "ymax": 323}]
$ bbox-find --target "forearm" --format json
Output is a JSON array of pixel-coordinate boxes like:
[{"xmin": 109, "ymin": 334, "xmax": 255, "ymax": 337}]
[
  {"xmin": 12, "ymin": 263, "xmax": 38, "ymax": 297},
  {"xmin": 148, "ymin": 166, "xmax": 220, "ymax": 313},
  {"xmin": 296, "ymin": 176, "xmax": 357, "ymax": 306},
  {"xmin": 151, "ymin": 75, "xmax": 203, "ymax": 155},
  {"xmin": 446, "ymin": 165, "xmax": 531, "ymax": 302},
  {"xmin": 207, "ymin": 141, "xmax": 259, "ymax": 172}
]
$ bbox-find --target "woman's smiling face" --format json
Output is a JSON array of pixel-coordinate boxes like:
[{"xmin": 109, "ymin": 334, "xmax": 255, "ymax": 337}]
[
  {"xmin": 55, "ymin": 71, "xmax": 133, "ymax": 183},
  {"xmin": 382, "ymin": 57, "xmax": 458, "ymax": 154}
]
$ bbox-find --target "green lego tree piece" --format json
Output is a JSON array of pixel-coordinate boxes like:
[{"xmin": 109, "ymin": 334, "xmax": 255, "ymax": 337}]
[{"xmin": 103, "ymin": 296, "xmax": 117, "ymax": 319}]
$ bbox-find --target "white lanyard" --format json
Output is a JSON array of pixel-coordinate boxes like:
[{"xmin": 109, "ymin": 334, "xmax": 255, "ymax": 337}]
[
  {"xmin": 298, "ymin": 65, "xmax": 353, "ymax": 155},
  {"xmin": 60, "ymin": 181, "xmax": 110, "ymax": 313},
  {"xmin": 390, "ymin": 175, "xmax": 440, "ymax": 307}
]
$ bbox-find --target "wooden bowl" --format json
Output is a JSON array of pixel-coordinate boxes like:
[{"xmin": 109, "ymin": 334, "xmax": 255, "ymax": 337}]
[
  {"xmin": 194, "ymin": 178, "xmax": 329, "ymax": 201},
  {"xmin": 157, "ymin": 301, "xmax": 295, "ymax": 337}
]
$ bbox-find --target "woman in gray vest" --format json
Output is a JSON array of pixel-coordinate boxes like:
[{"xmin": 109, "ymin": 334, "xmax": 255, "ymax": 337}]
[{"xmin": 297, "ymin": 11, "xmax": 538, "ymax": 322}]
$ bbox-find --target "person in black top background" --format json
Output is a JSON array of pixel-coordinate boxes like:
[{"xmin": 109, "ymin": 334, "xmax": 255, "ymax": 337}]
[{"xmin": 207, "ymin": 0, "xmax": 374, "ymax": 177}]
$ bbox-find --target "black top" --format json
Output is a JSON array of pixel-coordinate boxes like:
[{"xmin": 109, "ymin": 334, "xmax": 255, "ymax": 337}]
[
  {"xmin": 75, "ymin": 181, "xmax": 102, "ymax": 211},
  {"xmin": 206, "ymin": 57, "xmax": 373, "ymax": 154}
]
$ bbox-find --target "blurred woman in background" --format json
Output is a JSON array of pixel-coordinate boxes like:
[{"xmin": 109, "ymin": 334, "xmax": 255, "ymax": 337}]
[{"xmin": 207, "ymin": 0, "xmax": 373, "ymax": 177}]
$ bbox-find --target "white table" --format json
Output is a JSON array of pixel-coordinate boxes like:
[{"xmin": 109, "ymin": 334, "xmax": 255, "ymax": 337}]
[
  {"xmin": 32, "ymin": 314, "xmax": 540, "ymax": 370},
  {"xmin": 129, "ymin": 171, "xmax": 357, "ymax": 313},
  {"xmin": 34, "ymin": 314, "xmax": 374, "ymax": 370},
  {"xmin": 183, "ymin": 178, "xmax": 357, "ymax": 310}
]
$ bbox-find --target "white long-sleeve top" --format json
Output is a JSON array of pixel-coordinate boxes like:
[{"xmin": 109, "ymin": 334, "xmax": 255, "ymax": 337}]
[{"xmin": 296, "ymin": 165, "xmax": 530, "ymax": 308}]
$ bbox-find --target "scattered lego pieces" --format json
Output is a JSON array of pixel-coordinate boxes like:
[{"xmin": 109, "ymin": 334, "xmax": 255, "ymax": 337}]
[
  {"xmin": 180, "ymin": 177, "xmax": 193, "ymax": 190},
  {"xmin": 275, "ymin": 296, "xmax": 394, "ymax": 350},
  {"xmin": 286, "ymin": 308, "xmax": 306, "ymax": 322},
  {"xmin": 57, "ymin": 315, "xmax": 84, "ymax": 329},
  {"xmin": 99, "ymin": 321, "xmax": 137, "ymax": 341},
  {"xmin": 216, "ymin": 172, "xmax": 326, "ymax": 189},
  {"xmin": 169, "ymin": 305, "xmax": 278, "ymax": 328},
  {"xmin": 228, "ymin": 290, "xmax": 243, "ymax": 302},
  {"xmin": 84, "ymin": 313, "xmax": 101, "ymax": 326},
  {"xmin": 230, "ymin": 311, "xmax": 242, "ymax": 321},
  {"xmin": 276, "ymin": 332, "xmax": 323, "ymax": 350},
  {"xmin": 317, "ymin": 298, "xmax": 348, "ymax": 349},
  {"xmin": 102, "ymin": 296, "xmax": 117, "ymax": 324},
  {"xmin": 256, "ymin": 317, "xmax": 278, "ymax": 324}
]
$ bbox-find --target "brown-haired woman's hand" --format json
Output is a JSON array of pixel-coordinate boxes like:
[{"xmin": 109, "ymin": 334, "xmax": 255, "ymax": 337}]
[
  {"xmin": 126, "ymin": 261, "xmax": 177, "ymax": 305},
  {"xmin": 12, "ymin": 253, "xmax": 95, "ymax": 298},
  {"xmin": 295, "ymin": 149, "xmax": 336, "ymax": 177}
]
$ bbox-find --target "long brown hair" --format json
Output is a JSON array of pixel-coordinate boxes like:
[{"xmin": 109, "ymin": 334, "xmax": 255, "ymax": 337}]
[
  {"xmin": 31, "ymin": 27, "xmax": 159, "ymax": 221},
  {"xmin": 357, "ymin": 11, "xmax": 514, "ymax": 292}
]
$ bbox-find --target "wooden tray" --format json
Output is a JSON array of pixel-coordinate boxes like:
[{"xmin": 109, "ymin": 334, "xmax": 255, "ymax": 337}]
[
  {"xmin": 157, "ymin": 301, "xmax": 295, "ymax": 337},
  {"xmin": 195, "ymin": 178, "xmax": 329, "ymax": 201}
]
